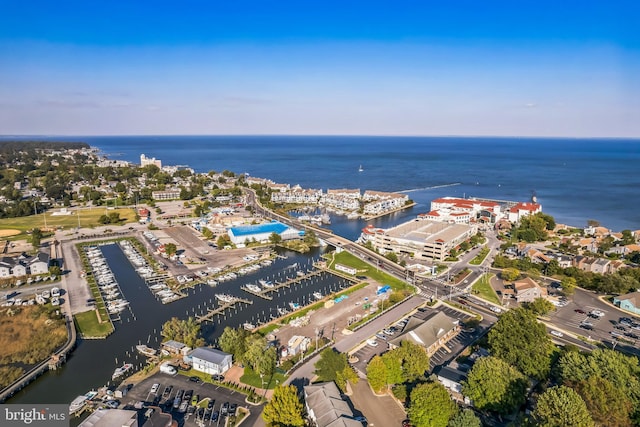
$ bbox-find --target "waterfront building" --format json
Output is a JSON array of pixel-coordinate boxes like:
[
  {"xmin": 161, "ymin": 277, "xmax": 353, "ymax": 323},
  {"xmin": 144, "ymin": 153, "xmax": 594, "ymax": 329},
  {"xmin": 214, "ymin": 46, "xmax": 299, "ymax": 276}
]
[
  {"xmin": 506, "ymin": 201, "xmax": 542, "ymax": 222},
  {"xmin": 140, "ymin": 153, "xmax": 162, "ymax": 168},
  {"xmin": 190, "ymin": 347, "xmax": 233, "ymax": 375},
  {"xmin": 367, "ymin": 218, "xmax": 474, "ymax": 262},
  {"xmin": 270, "ymin": 186, "xmax": 323, "ymax": 204},
  {"xmin": 304, "ymin": 381, "xmax": 362, "ymax": 427},
  {"xmin": 388, "ymin": 311, "xmax": 460, "ymax": 356},
  {"xmin": 79, "ymin": 408, "xmax": 138, "ymax": 427},
  {"xmin": 227, "ymin": 221, "xmax": 302, "ymax": 245},
  {"xmin": 321, "ymin": 189, "xmax": 361, "ymax": 211},
  {"xmin": 287, "ymin": 335, "xmax": 311, "ymax": 356},
  {"xmin": 361, "ymin": 190, "xmax": 408, "ymax": 216}
]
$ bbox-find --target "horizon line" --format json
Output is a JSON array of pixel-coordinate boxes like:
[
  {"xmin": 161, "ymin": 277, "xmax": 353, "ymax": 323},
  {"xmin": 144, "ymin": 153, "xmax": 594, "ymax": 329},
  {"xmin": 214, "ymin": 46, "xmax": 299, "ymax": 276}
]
[{"xmin": 2, "ymin": 133, "xmax": 640, "ymax": 140}]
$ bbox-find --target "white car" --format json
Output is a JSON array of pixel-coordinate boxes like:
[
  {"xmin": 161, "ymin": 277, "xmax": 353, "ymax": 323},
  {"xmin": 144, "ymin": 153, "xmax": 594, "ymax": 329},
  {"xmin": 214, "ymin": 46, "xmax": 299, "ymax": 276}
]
[
  {"xmin": 150, "ymin": 383, "xmax": 160, "ymax": 394},
  {"xmin": 590, "ymin": 310, "xmax": 605, "ymax": 317},
  {"xmin": 550, "ymin": 330, "xmax": 563, "ymax": 338},
  {"xmin": 366, "ymin": 339, "xmax": 378, "ymax": 347}
]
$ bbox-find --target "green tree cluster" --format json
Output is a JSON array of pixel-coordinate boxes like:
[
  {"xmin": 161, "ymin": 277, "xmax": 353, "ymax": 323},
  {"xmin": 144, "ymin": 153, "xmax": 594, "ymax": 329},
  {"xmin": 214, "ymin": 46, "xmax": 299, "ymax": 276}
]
[
  {"xmin": 160, "ymin": 317, "xmax": 204, "ymax": 348},
  {"xmin": 408, "ymin": 382, "xmax": 457, "ymax": 427},
  {"xmin": 462, "ymin": 356, "xmax": 527, "ymax": 414},
  {"xmin": 488, "ymin": 308, "xmax": 553, "ymax": 380},
  {"xmin": 530, "ymin": 385, "xmax": 594, "ymax": 427},
  {"xmin": 261, "ymin": 384, "xmax": 305, "ymax": 427},
  {"xmin": 314, "ymin": 348, "xmax": 359, "ymax": 392},
  {"xmin": 218, "ymin": 326, "xmax": 277, "ymax": 377}
]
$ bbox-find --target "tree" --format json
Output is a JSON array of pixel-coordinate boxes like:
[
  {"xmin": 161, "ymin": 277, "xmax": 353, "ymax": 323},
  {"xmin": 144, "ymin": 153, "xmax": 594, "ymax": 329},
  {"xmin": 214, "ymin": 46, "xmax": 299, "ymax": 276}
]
[
  {"xmin": 160, "ymin": 317, "xmax": 204, "ymax": 348},
  {"xmin": 261, "ymin": 384, "xmax": 305, "ymax": 427},
  {"xmin": 256, "ymin": 346, "xmax": 277, "ymax": 378},
  {"xmin": 531, "ymin": 385, "xmax": 594, "ymax": 427},
  {"xmin": 366, "ymin": 355, "xmax": 387, "ymax": 393},
  {"xmin": 408, "ymin": 382, "xmax": 457, "ymax": 427},
  {"xmin": 244, "ymin": 335, "xmax": 268, "ymax": 372},
  {"xmin": 524, "ymin": 297, "xmax": 555, "ymax": 316},
  {"xmin": 30, "ymin": 227, "xmax": 42, "ymax": 249},
  {"xmin": 269, "ymin": 232, "xmax": 282, "ymax": 245},
  {"xmin": 574, "ymin": 376, "xmax": 633, "ymax": 427},
  {"xmin": 218, "ymin": 326, "xmax": 250, "ymax": 363},
  {"xmin": 560, "ymin": 276, "xmax": 577, "ymax": 295},
  {"xmin": 488, "ymin": 308, "xmax": 553, "ymax": 380},
  {"xmin": 217, "ymin": 234, "xmax": 230, "ymax": 248},
  {"xmin": 164, "ymin": 243, "xmax": 177, "ymax": 258},
  {"xmin": 501, "ymin": 267, "xmax": 520, "ymax": 282},
  {"xmin": 381, "ymin": 350, "xmax": 403, "ymax": 386},
  {"xmin": 448, "ymin": 409, "xmax": 481, "ymax": 427},
  {"xmin": 385, "ymin": 251, "xmax": 399, "ymax": 263},
  {"xmin": 396, "ymin": 341, "xmax": 430, "ymax": 382},
  {"xmin": 462, "ymin": 356, "xmax": 527, "ymax": 414},
  {"xmin": 315, "ymin": 348, "xmax": 358, "ymax": 392}
]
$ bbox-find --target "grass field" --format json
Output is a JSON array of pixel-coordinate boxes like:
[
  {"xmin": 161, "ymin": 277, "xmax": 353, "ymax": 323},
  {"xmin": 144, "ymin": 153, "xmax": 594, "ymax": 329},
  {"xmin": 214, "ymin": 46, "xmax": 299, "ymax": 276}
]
[
  {"xmin": 240, "ymin": 367, "xmax": 287, "ymax": 390},
  {"xmin": 74, "ymin": 309, "xmax": 114, "ymax": 338},
  {"xmin": 329, "ymin": 251, "xmax": 414, "ymax": 292},
  {"xmin": 472, "ymin": 273, "xmax": 501, "ymax": 305},
  {"xmin": 0, "ymin": 208, "xmax": 137, "ymax": 235}
]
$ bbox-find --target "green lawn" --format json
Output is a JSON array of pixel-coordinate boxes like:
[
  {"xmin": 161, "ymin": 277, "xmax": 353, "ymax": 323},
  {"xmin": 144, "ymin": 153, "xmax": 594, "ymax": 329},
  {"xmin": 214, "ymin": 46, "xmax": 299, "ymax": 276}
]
[
  {"xmin": 472, "ymin": 273, "xmax": 501, "ymax": 305},
  {"xmin": 330, "ymin": 251, "xmax": 413, "ymax": 292},
  {"xmin": 74, "ymin": 310, "xmax": 114, "ymax": 338},
  {"xmin": 240, "ymin": 367, "xmax": 287, "ymax": 390},
  {"xmin": 0, "ymin": 208, "xmax": 137, "ymax": 235}
]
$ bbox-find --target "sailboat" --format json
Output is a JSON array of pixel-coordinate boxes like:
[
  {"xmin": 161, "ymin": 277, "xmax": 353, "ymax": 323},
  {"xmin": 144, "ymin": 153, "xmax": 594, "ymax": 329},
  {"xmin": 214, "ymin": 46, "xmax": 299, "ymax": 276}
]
[{"xmin": 358, "ymin": 164, "xmax": 364, "ymax": 172}]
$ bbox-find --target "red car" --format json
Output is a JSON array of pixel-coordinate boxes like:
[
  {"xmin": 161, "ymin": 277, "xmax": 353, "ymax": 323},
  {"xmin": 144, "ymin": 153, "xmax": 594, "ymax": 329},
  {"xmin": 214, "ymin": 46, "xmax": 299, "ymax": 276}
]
[{"xmin": 574, "ymin": 309, "xmax": 585, "ymax": 314}]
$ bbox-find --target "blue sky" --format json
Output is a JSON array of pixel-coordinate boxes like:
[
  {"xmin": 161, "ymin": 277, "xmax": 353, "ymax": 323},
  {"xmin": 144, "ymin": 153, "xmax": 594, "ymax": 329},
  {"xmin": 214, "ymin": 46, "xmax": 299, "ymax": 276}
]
[{"xmin": 1, "ymin": 1, "xmax": 638, "ymax": 136}]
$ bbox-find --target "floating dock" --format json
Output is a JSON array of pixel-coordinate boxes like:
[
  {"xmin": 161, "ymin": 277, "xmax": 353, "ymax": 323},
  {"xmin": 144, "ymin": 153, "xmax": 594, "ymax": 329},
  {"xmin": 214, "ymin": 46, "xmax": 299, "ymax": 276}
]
[{"xmin": 195, "ymin": 297, "xmax": 253, "ymax": 324}]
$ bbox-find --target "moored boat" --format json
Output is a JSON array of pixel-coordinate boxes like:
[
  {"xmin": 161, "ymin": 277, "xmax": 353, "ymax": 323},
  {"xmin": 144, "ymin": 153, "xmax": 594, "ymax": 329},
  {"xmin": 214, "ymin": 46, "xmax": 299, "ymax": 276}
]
[
  {"xmin": 112, "ymin": 363, "xmax": 133, "ymax": 380},
  {"xmin": 243, "ymin": 322, "xmax": 256, "ymax": 331},
  {"xmin": 136, "ymin": 344, "xmax": 157, "ymax": 357},
  {"xmin": 313, "ymin": 292, "xmax": 323, "ymax": 300}
]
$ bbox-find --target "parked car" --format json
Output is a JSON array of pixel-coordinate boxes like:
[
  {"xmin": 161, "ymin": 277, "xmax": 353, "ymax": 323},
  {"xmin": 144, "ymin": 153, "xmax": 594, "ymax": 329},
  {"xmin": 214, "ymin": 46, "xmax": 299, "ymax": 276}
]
[
  {"xmin": 211, "ymin": 411, "xmax": 219, "ymax": 422},
  {"xmin": 221, "ymin": 402, "xmax": 229, "ymax": 415},
  {"xmin": 550, "ymin": 330, "xmax": 563, "ymax": 338},
  {"xmin": 375, "ymin": 333, "xmax": 387, "ymax": 340},
  {"xmin": 150, "ymin": 383, "xmax": 160, "ymax": 394},
  {"xmin": 189, "ymin": 376, "xmax": 202, "ymax": 383},
  {"xmin": 211, "ymin": 374, "xmax": 225, "ymax": 381},
  {"xmin": 104, "ymin": 400, "xmax": 119, "ymax": 409},
  {"xmin": 574, "ymin": 309, "xmax": 585, "ymax": 314},
  {"xmin": 229, "ymin": 403, "xmax": 238, "ymax": 415},
  {"xmin": 366, "ymin": 339, "xmax": 378, "ymax": 347}
]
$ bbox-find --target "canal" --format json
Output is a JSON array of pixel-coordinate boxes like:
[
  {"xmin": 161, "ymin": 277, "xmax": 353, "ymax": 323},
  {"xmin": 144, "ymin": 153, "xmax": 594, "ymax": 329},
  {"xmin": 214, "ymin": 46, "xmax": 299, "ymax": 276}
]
[{"xmin": 8, "ymin": 243, "xmax": 344, "ymax": 406}]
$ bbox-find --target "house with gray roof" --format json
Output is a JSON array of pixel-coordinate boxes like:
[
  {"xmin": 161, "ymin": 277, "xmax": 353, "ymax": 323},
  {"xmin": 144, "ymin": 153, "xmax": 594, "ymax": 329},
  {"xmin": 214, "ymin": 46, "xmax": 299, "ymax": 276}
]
[
  {"xmin": 190, "ymin": 347, "xmax": 232, "ymax": 375},
  {"xmin": 303, "ymin": 382, "xmax": 362, "ymax": 427},
  {"xmin": 388, "ymin": 311, "xmax": 459, "ymax": 356}
]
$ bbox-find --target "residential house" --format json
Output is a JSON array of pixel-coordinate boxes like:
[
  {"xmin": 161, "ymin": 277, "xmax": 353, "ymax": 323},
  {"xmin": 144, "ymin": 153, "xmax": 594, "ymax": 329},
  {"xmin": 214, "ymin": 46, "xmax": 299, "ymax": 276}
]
[
  {"xmin": 613, "ymin": 291, "xmax": 640, "ymax": 315},
  {"xmin": 190, "ymin": 347, "xmax": 233, "ymax": 375},
  {"xmin": 0, "ymin": 252, "xmax": 50, "ymax": 277},
  {"xmin": 161, "ymin": 340, "xmax": 187, "ymax": 355},
  {"xmin": 506, "ymin": 202, "xmax": 542, "ymax": 223},
  {"xmin": 513, "ymin": 277, "xmax": 547, "ymax": 303},
  {"xmin": 304, "ymin": 382, "xmax": 362, "ymax": 427},
  {"xmin": 388, "ymin": 311, "xmax": 460, "ymax": 356},
  {"xmin": 435, "ymin": 365, "xmax": 471, "ymax": 405}
]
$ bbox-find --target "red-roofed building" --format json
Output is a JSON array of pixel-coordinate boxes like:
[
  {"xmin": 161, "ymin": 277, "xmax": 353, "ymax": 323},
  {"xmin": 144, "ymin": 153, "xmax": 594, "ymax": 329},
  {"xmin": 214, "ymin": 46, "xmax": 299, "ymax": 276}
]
[{"xmin": 507, "ymin": 202, "xmax": 542, "ymax": 222}]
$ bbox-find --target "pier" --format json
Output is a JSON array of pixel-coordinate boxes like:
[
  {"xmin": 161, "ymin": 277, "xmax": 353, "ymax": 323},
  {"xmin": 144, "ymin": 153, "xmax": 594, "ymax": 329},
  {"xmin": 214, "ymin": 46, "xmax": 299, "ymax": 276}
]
[
  {"xmin": 195, "ymin": 297, "xmax": 253, "ymax": 324},
  {"xmin": 240, "ymin": 285, "xmax": 273, "ymax": 300}
]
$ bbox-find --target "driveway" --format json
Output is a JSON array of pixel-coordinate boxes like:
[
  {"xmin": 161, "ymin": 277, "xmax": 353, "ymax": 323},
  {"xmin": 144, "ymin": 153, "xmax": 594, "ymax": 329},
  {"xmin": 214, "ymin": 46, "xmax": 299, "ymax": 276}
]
[{"xmin": 348, "ymin": 380, "xmax": 406, "ymax": 427}]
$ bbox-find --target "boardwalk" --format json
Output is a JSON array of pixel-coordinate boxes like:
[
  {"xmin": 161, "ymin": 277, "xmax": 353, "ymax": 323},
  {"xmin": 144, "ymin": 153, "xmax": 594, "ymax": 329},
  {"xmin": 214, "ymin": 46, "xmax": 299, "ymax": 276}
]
[{"xmin": 195, "ymin": 297, "xmax": 253, "ymax": 324}]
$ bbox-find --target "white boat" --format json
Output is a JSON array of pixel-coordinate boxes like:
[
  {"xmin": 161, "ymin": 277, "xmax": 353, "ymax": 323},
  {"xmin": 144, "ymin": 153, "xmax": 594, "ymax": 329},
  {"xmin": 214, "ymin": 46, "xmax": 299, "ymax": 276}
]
[
  {"xmin": 289, "ymin": 302, "xmax": 301, "ymax": 310},
  {"xmin": 69, "ymin": 395, "xmax": 88, "ymax": 414},
  {"xmin": 296, "ymin": 270, "xmax": 305, "ymax": 277},
  {"xmin": 243, "ymin": 322, "xmax": 256, "ymax": 331},
  {"xmin": 136, "ymin": 345, "xmax": 157, "ymax": 357},
  {"xmin": 245, "ymin": 284, "xmax": 261, "ymax": 293},
  {"xmin": 277, "ymin": 307, "xmax": 289, "ymax": 316},
  {"xmin": 313, "ymin": 292, "xmax": 323, "ymax": 300},
  {"xmin": 207, "ymin": 279, "xmax": 218, "ymax": 286},
  {"xmin": 359, "ymin": 164, "xmax": 364, "ymax": 172},
  {"xmin": 112, "ymin": 363, "xmax": 133, "ymax": 380},
  {"xmin": 215, "ymin": 294, "xmax": 235, "ymax": 303},
  {"xmin": 259, "ymin": 279, "xmax": 274, "ymax": 288}
]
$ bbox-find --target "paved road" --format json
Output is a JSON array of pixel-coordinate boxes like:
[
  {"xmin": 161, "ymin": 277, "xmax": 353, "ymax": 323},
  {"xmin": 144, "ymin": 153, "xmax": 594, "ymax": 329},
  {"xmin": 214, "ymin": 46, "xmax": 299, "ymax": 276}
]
[{"xmin": 349, "ymin": 380, "xmax": 406, "ymax": 427}]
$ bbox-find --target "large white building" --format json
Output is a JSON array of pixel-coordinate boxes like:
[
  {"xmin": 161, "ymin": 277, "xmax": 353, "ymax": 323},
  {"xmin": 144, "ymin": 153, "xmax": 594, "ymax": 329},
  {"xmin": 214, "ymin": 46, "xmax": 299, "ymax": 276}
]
[
  {"xmin": 367, "ymin": 218, "xmax": 475, "ymax": 262},
  {"xmin": 190, "ymin": 347, "xmax": 233, "ymax": 375},
  {"xmin": 227, "ymin": 221, "xmax": 302, "ymax": 245},
  {"xmin": 140, "ymin": 153, "xmax": 162, "ymax": 168}
]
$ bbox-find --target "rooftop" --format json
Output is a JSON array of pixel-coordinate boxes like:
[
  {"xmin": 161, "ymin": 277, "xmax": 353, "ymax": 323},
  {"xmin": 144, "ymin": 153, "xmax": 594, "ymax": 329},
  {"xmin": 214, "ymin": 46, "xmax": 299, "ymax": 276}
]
[{"xmin": 229, "ymin": 221, "xmax": 289, "ymax": 237}]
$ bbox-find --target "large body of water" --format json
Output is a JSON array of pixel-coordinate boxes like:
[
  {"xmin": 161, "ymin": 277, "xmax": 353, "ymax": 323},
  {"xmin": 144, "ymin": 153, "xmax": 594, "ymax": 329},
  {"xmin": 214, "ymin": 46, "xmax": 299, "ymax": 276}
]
[
  {"xmin": 13, "ymin": 135, "xmax": 638, "ymax": 231},
  {"xmin": 4, "ymin": 135, "xmax": 640, "ymax": 406}
]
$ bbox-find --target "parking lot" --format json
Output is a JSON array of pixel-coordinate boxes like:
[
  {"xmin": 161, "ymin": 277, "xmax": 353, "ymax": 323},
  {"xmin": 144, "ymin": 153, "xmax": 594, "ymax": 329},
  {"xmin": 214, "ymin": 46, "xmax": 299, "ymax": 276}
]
[
  {"xmin": 119, "ymin": 371, "xmax": 261, "ymax": 427},
  {"xmin": 349, "ymin": 304, "xmax": 482, "ymax": 374},
  {"xmin": 549, "ymin": 290, "xmax": 640, "ymax": 354}
]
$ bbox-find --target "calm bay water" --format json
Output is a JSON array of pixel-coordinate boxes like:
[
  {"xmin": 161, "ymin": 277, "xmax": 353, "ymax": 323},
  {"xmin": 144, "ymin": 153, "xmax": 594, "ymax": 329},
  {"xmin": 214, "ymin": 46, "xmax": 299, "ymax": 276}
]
[{"xmin": 9, "ymin": 135, "xmax": 637, "ymax": 231}]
